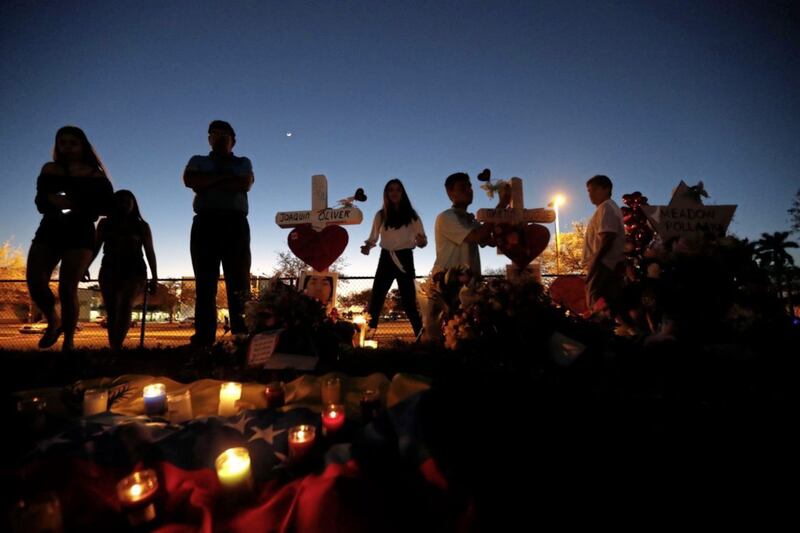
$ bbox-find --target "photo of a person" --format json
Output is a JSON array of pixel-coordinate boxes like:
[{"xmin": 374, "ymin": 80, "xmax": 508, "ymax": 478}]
[{"xmin": 300, "ymin": 271, "xmax": 337, "ymax": 310}]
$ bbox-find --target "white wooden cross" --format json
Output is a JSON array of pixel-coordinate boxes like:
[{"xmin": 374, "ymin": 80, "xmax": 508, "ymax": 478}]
[
  {"xmin": 275, "ymin": 175, "xmax": 363, "ymax": 231},
  {"xmin": 476, "ymin": 177, "xmax": 555, "ymax": 225}
]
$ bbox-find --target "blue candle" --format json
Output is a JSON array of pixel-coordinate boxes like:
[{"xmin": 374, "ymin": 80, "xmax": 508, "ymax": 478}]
[{"xmin": 143, "ymin": 383, "xmax": 167, "ymax": 416}]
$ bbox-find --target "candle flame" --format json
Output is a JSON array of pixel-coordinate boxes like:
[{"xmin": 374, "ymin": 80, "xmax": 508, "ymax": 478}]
[{"xmin": 143, "ymin": 383, "xmax": 166, "ymax": 398}]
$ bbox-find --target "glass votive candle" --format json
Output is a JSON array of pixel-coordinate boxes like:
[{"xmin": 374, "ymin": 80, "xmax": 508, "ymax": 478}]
[
  {"xmin": 288, "ymin": 425, "xmax": 316, "ymax": 461},
  {"xmin": 360, "ymin": 389, "xmax": 381, "ymax": 422},
  {"xmin": 166, "ymin": 390, "xmax": 193, "ymax": 423},
  {"xmin": 9, "ymin": 491, "xmax": 62, "ymax": 533},
  {"xmin": 215, "ymin": 447, "xmax": 253, "ymax": 493},
  {"xmin": 320, "ymin": 376, "xmax": 341, "ymax": 405},
  {"xmin": 352, "ymin": 315, "xmax": 367, "ymax": 347},
  {"xmin": 83, "ymin": 389, "xmax": 108, "ymax": 416},
  {"xmin": 17, "ymin": 396, "xmax": 47, "ymax": 433},
  {"xmin": 143, "ymin": 383, "xmax": 167, "ymax": 417},
  {"xmin": 321, "ymin": 404, "xmax": 346, "ymax": 436},
  {"xmin": 116, "ymin": 469, "xmax": 159, "ymax": 526},
  {"xmin": 264, "ymin": 381, "xmax": 285, "ymax": 410},
  {"xmin": 218, "ymin": 382, "xmax": 242, "ymax": 417}
]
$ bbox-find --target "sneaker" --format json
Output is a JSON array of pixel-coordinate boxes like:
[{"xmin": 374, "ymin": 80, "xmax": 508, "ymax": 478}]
[{"xmin": 38, "ymin": 325, "xmax": 63, "ymax": 349}]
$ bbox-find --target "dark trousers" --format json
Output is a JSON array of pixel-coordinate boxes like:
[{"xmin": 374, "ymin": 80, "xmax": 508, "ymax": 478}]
[
  {"xmin": 586, "ymin": 261, "xmax": 623, "ymax": 313},
  {"xmin": 368, "ymin": 249, "xmax": 422, "ymax": 336},
  {"xmin": 190, "ymin": 212, "xmax": 251, "ymax": 344}
]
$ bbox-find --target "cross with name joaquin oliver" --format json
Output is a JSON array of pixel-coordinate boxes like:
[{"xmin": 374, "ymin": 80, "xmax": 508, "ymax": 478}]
[
  {"xmin": 275, "ymin": 175, "xmax": 363, "ymax": 230},
  {"xmin": 476, "ymin": 177, "xmax": 555, "ymax": 225},
  {"xmin": 275, "ymin": 175, "xmax": 363, "ymax": 273}
]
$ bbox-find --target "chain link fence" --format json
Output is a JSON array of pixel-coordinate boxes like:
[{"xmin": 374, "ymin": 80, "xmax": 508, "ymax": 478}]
[{"xmin": 0, "ymin": 273, "xmax": 560, "ymax": 350}]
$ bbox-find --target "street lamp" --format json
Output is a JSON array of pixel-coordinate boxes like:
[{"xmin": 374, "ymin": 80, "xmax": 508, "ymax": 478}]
[{"xmin": 548, "ymin": 195, "xmax": 566, "ymax": 274}]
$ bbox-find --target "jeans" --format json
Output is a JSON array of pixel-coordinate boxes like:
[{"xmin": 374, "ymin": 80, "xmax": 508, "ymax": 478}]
[{"xmin": 190, "ymin": 211, "xmax": 251, "ymax": 344}]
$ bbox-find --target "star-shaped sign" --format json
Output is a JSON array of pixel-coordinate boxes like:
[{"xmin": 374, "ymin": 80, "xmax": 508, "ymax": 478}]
[{"xmin": 641, "ymin": 181, "xmax": 736, "ymax": 242}]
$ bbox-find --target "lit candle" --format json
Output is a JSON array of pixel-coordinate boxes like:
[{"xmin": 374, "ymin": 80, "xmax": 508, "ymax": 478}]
[
  {"xmin": 166, "ymin": 390, "xmax": 193, "ymax": 423},
  {"xmin": 288, "ymin": 425, "xmax": 316, "ymax": 461},
  {"xmin": 17, "ymin": 396, "xmax": 47, "ymax": 434},
  {"xmin": 9, "ymin": 491, "xmax": 62, "ymax": 533},
  {"xmin": 320, "ymin": 376, "xmax": 341, "ymax": 405},
  {"xmin": 360, "ymin": 389, "xmax": 381, "ymax": 423},
  {"xmin": 321, "ymin": 404, "xmax": 346, "ymax": 435},
  {"xmin": 83, "ymin": 389, "xmax": 108, "ymax": 416},
  {"xmin": 363, "ymin": 340, "xmax": 378, "ymax": 349},
  {"xmin": 143, "ymin": 384, "xmax": 167, "ymax": 417},
  {"xmin": 215, "ymin": 447, "xmax": 253, "ymax": 493},
  {"xmin": 264, "ymin": 381, "xmax": 285, "ymax": 410},
  {"xmin": 218, "ymin": 382, "xmax": 242, "ymax": 417},
  {"xmin": 352, "ymin": 314, "xmax": 367, "ymax": 347},
  {"xmin": 117, "ymin": 469, "xmax": 159, "ymax": 526}
]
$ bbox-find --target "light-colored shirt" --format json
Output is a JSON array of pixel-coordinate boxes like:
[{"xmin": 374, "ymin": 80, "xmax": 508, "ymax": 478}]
[
  {"xmin": 584, "ymin": 198, "xmax": 625, "ymax": 270},
  {"xmin": 365, "ymin": 211, "xmax": 426, "ymax": 251},
  {"xmin": 433, "ymin": 207, "xmax": 481, "ymax": 274},
  {"xmin": 186, "ymin": 153, "xmax": 253, "ymax": 215}
]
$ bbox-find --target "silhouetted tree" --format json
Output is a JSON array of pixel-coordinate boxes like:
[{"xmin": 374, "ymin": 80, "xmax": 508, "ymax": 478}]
[
  {"xmin": 755, "ymin": 231, "xmax": 798, "ymax": 313},
  {"xmin": 789, "ymin": 189, "xmax": 800, "ymax": 234}
]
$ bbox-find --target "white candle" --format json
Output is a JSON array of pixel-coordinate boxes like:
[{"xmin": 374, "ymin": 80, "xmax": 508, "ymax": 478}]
[
  {"xmin": 143, "ymin": 383, "xmax": 167, "ymax": 417},
  {"xmin": 83, "ymin": 389, "xmax": 108, "ymax": 416},
  {"xmin": 352, "ymin": 315, "xmax": 367, "ymax": 347},
  {"xmin": 218, "ymin": 382, "xmax": 242, "ymax": 417},
  {"xmin": 215, "ymin": 447, "xmax": 253, "ymax": 492},
  {"xmin": 166, "ymin": 390, "xmax": 193, "ymax": 423},
  {"xmin": 321, "ymin": 376, "xmax": 341, "ymax": 405}
]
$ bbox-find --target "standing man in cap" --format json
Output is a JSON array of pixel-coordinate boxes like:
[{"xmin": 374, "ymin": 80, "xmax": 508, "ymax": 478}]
[{"xmin": 183, "ymin": 120, "xmax": 254, "ymax": 346}]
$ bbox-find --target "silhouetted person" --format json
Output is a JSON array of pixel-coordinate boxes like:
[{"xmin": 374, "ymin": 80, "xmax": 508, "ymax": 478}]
[
  {"xmin": 433, "ymin": 172, "xmax": 496, "ymax": 275},
  {"xmin": 27, "ymin": 126, "xmax": 113, "ymax": 351},
  {"xmin": 93, "ymin": 190, "xmax": 158, "ymax": 350},
  {"xmin": 183, "ymin": 120, "xmax": 254, "ymax": 347},
  {"xmin": 583, "ymin": 174, "xmax": 625, "ymax": 315},
  {"xmin": 361, "ymin": 179, "xmax": 426, "ymax": 338}
]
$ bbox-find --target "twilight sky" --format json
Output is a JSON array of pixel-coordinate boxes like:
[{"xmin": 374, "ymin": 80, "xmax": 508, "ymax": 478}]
[{"xmin": 1, "ymin": 0, "xmax": 798, "ymax": 278}]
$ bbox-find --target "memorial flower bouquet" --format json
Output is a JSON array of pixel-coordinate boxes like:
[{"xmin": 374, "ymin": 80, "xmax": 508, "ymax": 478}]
[
  {"xmin": 423, "ymin": 268, "xmax": 563, "ymax": 367},
  {"xmin": 241, "ymin": 277, "xmax": 354, "ymax": 358}
]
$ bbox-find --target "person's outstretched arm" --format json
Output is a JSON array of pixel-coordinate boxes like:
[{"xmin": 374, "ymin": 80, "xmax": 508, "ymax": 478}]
[{"xmin": 141, "ymin": 222, "xmax": 159, "ymax": 294}]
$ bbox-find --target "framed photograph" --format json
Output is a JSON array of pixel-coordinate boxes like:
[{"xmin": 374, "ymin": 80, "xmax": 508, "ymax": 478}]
[{"xmin": 299, "ymin": 270, "xmax": 338, "ymax": 312}]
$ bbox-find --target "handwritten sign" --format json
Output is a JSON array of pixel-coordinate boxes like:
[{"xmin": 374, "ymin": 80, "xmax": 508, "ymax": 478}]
[
  {"xmin": 247, "ymin": 329, "xmax": 283, "ymax": 368},
  {"xmin": 276, "ymin": 208, "xmax": 361, "ymax": 227},
  {"xmin": 641, "ymin": 181, "xmax": 736, "ymax": 242},
  {"xmin": 275, "ymin": 175, "xmax": 363, "ymax": 230}
]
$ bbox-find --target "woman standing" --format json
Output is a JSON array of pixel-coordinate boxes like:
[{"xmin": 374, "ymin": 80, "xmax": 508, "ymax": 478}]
[
  {"xmin": 94, "ymin": 190, "xmax": 158, "ymax": 350},
  {"xmin": 27, "ymin": 126, "xmax": 113, "ymax": 351},
  {"xmin": 361, "ymin": 179, "xmax": 426, "ymax": 338}
]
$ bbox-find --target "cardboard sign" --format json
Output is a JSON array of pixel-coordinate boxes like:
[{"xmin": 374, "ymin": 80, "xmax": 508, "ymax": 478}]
[
  {"xmin": 247, "ymin": 329, "xmax": 283, "ymax": 368},
  {"xmin": 641, "ymin": 181, "xmax": 736, "ymax": 242}
]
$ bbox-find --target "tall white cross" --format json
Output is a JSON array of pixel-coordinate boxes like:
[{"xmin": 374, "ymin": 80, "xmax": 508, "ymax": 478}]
[
  {"xmin": 275, "ymin": 175, "xmax": 363, "ymax": 231},
  {"xmin": 476, "ymin": 177, "xmax": 555, "ymax": 225}
]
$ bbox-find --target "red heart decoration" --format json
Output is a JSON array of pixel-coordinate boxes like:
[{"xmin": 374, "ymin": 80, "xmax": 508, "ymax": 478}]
[
  {"xmin": 288, "ymin": 225, "xmax": 349, "ymax": 272},
  {"xmin": 494, "ymin": 223, "xmax": 550, "ymax": 268}
]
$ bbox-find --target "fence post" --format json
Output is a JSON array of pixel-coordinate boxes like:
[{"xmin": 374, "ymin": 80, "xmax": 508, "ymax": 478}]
[{"xmin": 139, "ymin": 288, "xmax": 148, "ymax": 349}]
